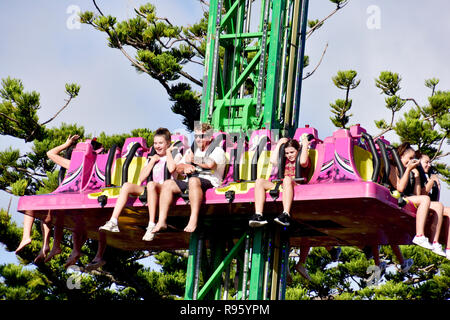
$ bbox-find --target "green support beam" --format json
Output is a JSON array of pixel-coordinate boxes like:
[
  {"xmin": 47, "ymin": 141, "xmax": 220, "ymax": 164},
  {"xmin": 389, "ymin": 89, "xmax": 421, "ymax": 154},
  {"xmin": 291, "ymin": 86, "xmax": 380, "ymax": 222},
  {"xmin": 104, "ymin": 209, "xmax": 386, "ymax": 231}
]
[
  {"xmin": 197, "ymin": 233, "xmax": 247, "ymax": 300},
  {"xmin": 184, "ymin": 232, "xmax": 200, "ymax": 300},
  {"xmin": 249, "ymin": 228, "xmax": 266, "ymax": 300}
]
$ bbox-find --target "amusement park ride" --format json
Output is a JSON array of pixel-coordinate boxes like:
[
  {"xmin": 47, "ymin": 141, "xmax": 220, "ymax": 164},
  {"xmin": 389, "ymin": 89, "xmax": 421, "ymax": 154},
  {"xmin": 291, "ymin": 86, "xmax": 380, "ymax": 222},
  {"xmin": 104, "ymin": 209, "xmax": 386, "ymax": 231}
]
[{"xmin": 17, "ymin": 0, "xmax": 438, "ymax": 300}]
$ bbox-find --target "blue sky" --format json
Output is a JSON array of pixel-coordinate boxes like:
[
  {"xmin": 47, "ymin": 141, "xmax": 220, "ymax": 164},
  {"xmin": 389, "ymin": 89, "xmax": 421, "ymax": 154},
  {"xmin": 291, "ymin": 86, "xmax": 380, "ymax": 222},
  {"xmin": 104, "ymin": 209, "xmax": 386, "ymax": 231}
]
[{"xmin": 1, "ymin": 0, "xmax": 449, "ymax": 266}]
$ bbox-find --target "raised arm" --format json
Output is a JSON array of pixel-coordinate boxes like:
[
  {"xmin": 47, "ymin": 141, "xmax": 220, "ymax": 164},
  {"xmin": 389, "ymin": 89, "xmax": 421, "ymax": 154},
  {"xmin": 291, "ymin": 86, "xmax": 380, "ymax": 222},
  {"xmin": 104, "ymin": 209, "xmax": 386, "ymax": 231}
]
[
  {"xmin": 270, "ymin": 137, "xmax": 289, "ymax": 166},
  {"xmin": 46, "ymin": 134, "xmax": 79, "ymax": 170},
  {"xmin": 138, "ymin": 155, "xmax": 159, "ymax": 183},
  {"xmin": 411, "ymin": 169, "xmax": 421, "ymax": 195},
  {"xmin": 389, "ymin": 159, "xmax": 419, "ymax": 193},
  {"xmin": 166, "ymin": 144, "xmax": 182, "ymax": 173},
  {"xmin": 299, "ymin": 134, "xmax": 311, "ymax": 168},
  {"xmin": 423, "ymin": 174, "xmax": 440, "ymax": 194}
]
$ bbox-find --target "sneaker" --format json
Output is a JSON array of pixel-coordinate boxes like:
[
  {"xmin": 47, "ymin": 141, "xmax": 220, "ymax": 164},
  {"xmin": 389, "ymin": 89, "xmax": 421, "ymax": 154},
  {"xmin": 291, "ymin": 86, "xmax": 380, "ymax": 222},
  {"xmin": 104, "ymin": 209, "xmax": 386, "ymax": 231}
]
[
  {"xmin": 274, "ymin": 212, "xmax": 290, "ymax": 227},
  {"xmin": 431, "ymin": 242, "xmax": 446, "ymax": 257},
  {"xmin": 400, "ymin": 258, "xmax": 413, "ymax": 273},
  {"xmin": 99, "ymin": 220, "xmax": 119, "ymax": 233},
  {"xmin": 412, "ymin": 235, "xmax": 433, "ymax": 250},
  {"xmin": 446, "ymin": 249, "xmax": 450, "ymax": 260},
  {"xmin": 249, "ymin": 214, "xmax": 268, "ymax": 228},
  {"xmin": 142, "ymin": 223, "xmax": 156, "ymax": 241}
]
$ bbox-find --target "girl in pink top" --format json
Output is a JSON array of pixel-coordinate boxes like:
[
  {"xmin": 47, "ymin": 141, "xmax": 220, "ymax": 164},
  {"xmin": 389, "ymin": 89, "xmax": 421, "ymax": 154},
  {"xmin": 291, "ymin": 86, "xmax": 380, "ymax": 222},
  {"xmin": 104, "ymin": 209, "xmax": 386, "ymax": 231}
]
[
  {"xmin": 99, "ymin": 128, "xmax": 181, "ymax": 237},
  {"xmin": 87, "ymin": 128, "xmax": 181, "ymax": 270}
]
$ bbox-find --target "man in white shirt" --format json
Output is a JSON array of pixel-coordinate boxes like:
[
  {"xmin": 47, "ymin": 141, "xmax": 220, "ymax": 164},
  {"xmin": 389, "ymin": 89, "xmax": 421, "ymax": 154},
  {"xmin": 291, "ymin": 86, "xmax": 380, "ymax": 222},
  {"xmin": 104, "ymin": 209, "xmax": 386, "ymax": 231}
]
[{"xmin": 151, "ymin": 123, "xmax": 226, "ymax": 234}]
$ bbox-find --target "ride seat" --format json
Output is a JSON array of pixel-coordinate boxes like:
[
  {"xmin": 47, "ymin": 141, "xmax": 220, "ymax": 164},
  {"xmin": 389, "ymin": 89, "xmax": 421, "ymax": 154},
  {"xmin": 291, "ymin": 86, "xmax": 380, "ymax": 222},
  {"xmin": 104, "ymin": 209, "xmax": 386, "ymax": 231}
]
[
  {"xmin": 238, "ymin": 129, "xmax": 272, "ymax": 182},
  {"xmin": 54, "ymin": 140, "xmax": 99, "ymax": 193}
]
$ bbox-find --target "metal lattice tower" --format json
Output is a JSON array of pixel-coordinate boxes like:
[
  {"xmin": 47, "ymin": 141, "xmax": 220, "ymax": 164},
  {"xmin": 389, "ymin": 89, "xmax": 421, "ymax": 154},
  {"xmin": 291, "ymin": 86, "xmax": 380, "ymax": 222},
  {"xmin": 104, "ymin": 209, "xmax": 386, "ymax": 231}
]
[
  {"xmin": 201, "ymin": 0, "xmax": 310, "ymax": 135},
  {"xmin": 184, "ymin": 0, "xmax": 311, "ymax": 301}
]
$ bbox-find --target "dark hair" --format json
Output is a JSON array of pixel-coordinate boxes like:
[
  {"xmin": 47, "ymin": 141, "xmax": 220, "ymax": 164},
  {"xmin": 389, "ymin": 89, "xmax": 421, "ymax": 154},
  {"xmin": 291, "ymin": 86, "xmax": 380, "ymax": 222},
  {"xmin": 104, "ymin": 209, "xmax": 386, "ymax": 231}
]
[
  {"xmin": 415, "ymin": 150, "xmax": 431, "ymax": 160},
  {"xmin": 154, "ymin": 127, "xmax": 171, "ymax": 142},
  {"xmin": 285, "ymin": 138, "xmax": 300, "ymax": 151},
  {"xmin": 91, "ymin": 139, "xmax": 103, "ymax": 151},
  {"xmin": 65, "ymin": 145, "xmax": 75, "ymax": 160},
  {"xmin": 397, "ymin": 142, "xmax": 414, "ymax": 158}
]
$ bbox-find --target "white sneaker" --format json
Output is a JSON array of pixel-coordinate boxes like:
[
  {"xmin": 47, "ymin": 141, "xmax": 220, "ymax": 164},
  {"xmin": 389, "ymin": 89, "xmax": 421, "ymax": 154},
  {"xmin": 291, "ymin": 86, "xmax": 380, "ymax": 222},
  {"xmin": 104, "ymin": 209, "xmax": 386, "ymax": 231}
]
[
  {"xmin": 446, "ymin": 249, "xmax": 450, "ymax": 260},
  {"xmin": 99, "ymin": 220, "xmax": 119, "ymax": 233},
  {"xmin": 412, "ymin": 235, "xmax": 433, "ymax": 250},
  {"xmin": 142, "ymin": 223, "xmax": 156, "ymax": 241},
  {"xmin": 400, "ymin": 258, "xmax": 414, "ymax": 273},
  {"xmin": 431, "ymin": 242, "xmax": 446, "ymax": 257}
]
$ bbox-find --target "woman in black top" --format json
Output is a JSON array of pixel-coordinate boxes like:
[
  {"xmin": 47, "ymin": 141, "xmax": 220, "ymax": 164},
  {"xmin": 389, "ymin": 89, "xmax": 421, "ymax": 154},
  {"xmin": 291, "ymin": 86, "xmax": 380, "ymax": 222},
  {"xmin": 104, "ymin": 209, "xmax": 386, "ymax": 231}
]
[
  {"xmin": 417, "ymin": 152, "xmax": 450, "ymax": 259},
  {"xmin": 388, "ymin": 143, "xmax": 444, "ymax": 254}
]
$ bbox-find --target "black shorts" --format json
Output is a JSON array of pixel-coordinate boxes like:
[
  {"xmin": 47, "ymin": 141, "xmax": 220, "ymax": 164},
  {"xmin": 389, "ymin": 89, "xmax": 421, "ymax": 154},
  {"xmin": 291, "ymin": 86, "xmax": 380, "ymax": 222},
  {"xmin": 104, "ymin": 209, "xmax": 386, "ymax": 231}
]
[{"xmin": 175, "ymin": 177, "xmax": 214, "ymax": 193}]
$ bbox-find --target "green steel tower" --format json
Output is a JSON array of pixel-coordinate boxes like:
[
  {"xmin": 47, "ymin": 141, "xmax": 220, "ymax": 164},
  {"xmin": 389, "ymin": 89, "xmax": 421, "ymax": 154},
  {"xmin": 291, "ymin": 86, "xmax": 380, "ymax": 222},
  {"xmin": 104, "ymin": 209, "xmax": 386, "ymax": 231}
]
[
  {"xmin": 200, "ymin": 0, "xmax": 309, "ymax": 136},
  {"xmin": 184, "ymin": 0, "xmax": 310, "ymax": 301}
]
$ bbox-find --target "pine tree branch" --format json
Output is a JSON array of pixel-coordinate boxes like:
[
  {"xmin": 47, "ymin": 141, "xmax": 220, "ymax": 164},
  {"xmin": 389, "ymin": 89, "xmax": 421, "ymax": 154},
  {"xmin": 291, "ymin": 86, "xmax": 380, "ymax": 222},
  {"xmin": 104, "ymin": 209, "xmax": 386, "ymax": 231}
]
[
  {"xmin": 167, "ymin": 250, "xmax": 189, "ymax": 258},
  {"xmin": 182, "ymin": 38, "xmax": 205, "ymax": 59},
  {"xmin": 90, "ymin": 2, "xmax": 175, "ymax": 95},
  {"xmin": 0, "ymin": 112, "xmax": 21, "ymax": 126},
  {"xmin": 40, "ymin": 97, "xmax": 74, "ymax": 126},
  {"xmin": 92, "ymin": 0, "xmax": 105, "ymax": 16},
  {"xmin": 303, "ymin": 42, "xmax": 328, "ymax": 80},
  {"xmin": 24, "ymin": 96, "xmax": 74, "ymax": 142},
  {"xmin": 306, "ymin": 1, "xmax": 349, "ymax": 40},
  {"xmin": 431, "ymin": 132, "xmax": 449, "ymax": 161},
  {"xmin": 373, "ymin": 110, "xmax": 396, "ymax": 139},
  {"xmin": 179, "ymin": 70, "xmax": 202, "ymax": 87},
  {"xmin": 88, "ymin": 269, "xmax": 128, "ymax": 287},
  {"xmin": 400, "ymin": 97, "xmax": 420, "ymax": 109},
  {"xmin": 435, "ymin": 152, "xmax": 450, "ymax": 159}
]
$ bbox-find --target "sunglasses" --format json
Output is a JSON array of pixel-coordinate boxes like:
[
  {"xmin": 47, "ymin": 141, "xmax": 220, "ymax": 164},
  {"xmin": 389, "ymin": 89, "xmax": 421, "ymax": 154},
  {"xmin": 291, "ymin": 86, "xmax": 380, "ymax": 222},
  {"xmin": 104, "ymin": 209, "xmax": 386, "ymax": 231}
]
[{"xmin": 194, "ymin": 133, "xmax": 212, "ymax": 140}]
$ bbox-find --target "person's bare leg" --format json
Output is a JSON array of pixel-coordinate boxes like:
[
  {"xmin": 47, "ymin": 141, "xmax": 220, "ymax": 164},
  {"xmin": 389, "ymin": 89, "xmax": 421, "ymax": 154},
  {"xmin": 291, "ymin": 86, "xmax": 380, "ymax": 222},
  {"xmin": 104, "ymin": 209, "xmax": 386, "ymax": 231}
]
[
  {"xmin": 254, "ymin": 178, "xmax": 274, "ymax": 214},
  {"xmin": 146, "ymin": 182, "xmax": 160, "ymax": 225},
  {"xmin": 444, "ymin": 208, "xmax": 450, "ymax": 250},
  {"xmin": 43, "ymin": 210, "xmax": 52, "ymax": 225},
  {"xmin": 110, "ymin": 182, "xmax": 144, "ymax": 221},
  {"xmin": 86, "ymin": 232, "xmax": 107, "ymax": 271},
  {"xmin": 64, "ymin": 215, "xmax": 88, "ymax": 268},
  {"xmin": 184, "ymin": 178, "xmax": 203, "ymax": 233},
  {"xmin": 45, "ymin": 223, "xmax": 64, "ymax": 262},
  {"xmin": 64, "ymin": 231, "xmax": 84, "ymax": 268},
  {"xmin": 295, "ymin": 245, "xmax": 311, "ymax": 280},
  {"xmin": 94, "ymin": 232, "xmax": 107, "ymax": 262},
  {"xmin": 34, "ymin": 222, "xmax": 51, "ymax": 263},
  {"xmin": 443, "ymin": 207, "xmax": 450, "ymax": 259},
  {"xmin": 391, "ymin": 245, "xmax": 405, "ymax": 265},
  {"xmin": 16, "ymin": 214, "xmax": 35, "ymax": 254},
  {"xmin": 152, "ymin": 180, "xmax": 181, "ymax": 233},
  {"xmin": 372, "ymin": 246, "xmax": 380, "ymax": 266},
  {"xmin": 407, "ymin": 195, "xmax": 431, "ymax": 236},
  {"xmin": 41, "ymin": 222, "xmax": 51, "ymax": 256},
  {"xmin": 282, "ymin": 176, "xmax": 294, "ymax": 214},
  {"xmin": 428, "ymin": 201, "xmax": 444, "ymax": 243}
]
